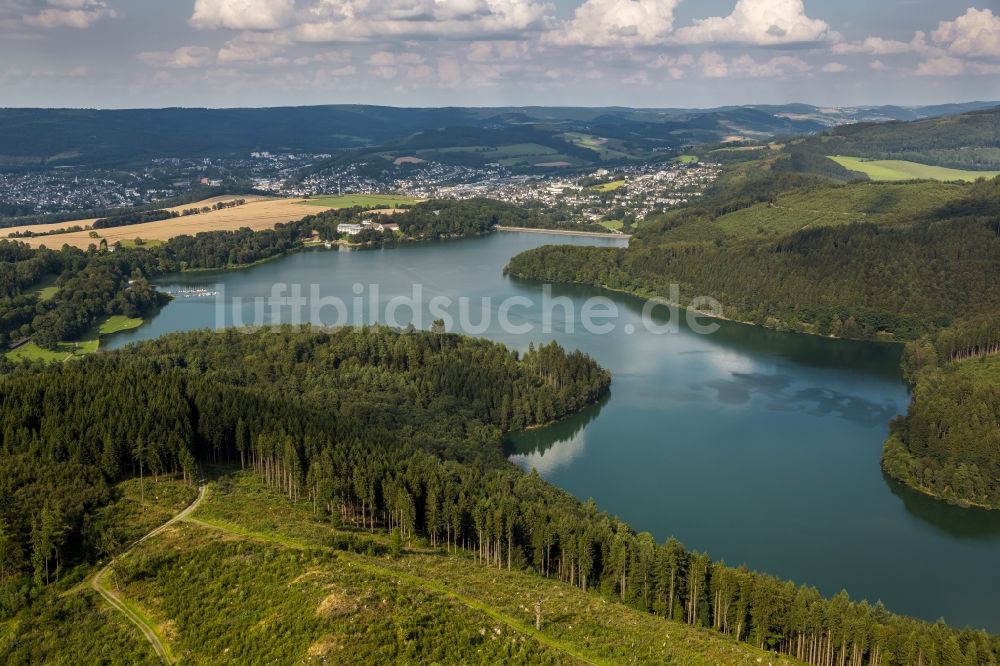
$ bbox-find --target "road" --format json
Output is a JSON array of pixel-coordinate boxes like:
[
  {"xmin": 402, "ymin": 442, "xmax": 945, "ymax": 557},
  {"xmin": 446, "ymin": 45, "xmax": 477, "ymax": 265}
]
[{"xmin": 90, "ymin": 480, "xmax": 206, "ymax": 665}]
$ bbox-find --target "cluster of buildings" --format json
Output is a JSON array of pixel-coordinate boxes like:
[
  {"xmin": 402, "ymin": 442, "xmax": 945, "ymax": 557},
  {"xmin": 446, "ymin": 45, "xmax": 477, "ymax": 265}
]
[
  {"xmin": 2, "ymin": 148, "xmax": 719, "ymax": 230},
  {"xmin": 400, "ymin": 162, "xmax": 721, "ymax": 225},
  {"xmin": 245, "ymin": 152, "xmax": 332, "ymax": 192},
  {"xmin": 286, "ymin": 157, "xmax": 720, "ymax": 228},
  {"xmin": 0, "ymin": 170, "xmax": 174, "ymax": 216}
]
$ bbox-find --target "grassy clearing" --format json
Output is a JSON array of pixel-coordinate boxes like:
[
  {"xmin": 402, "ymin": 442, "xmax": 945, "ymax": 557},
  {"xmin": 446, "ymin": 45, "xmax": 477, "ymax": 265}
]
[
  {"xmin": 299, "ymin": 194, "xmax": 418, "ymax": 209},
  {"xmin": 94, "ymin": 475, "xmax": 199, "ymax": 547},
  {"xmin": 5, "ymin": 336, "xmax": 98, "ymax": 362},
  {"xmin": 99, "ymin": 315, "xmax": 144, "ymax": 335},
  {"xmin": 5, "ymin": 314, "xmax": 143, "ymax": 362},
  {"xmin": 119, "ymin": 523, "xmax": 575, "ymax": 665},
  {"xmin": 591, "ymin": 179, "xmax": 626, "ymax": 192},
  {"xmin": 674, "ymin": 155, "xmax": 699, "ymax": 164},
  {"xmin": 828, "ymin": 156, "xmax": 1000, "ymax": 182},
  {"xmin": 943, "ymin": 351, "xmax": 1000, "ymax": 383},
  {"xmin": 166, "ymin": 472, "xmax": 797, "ymax": 666},
  {"xmin": 25, "ymin": 273, "xmax": 59, "ymax": 301},
  {"xmin": 599, "ymin": 220, "xmax": 624, "ymax": 231}
]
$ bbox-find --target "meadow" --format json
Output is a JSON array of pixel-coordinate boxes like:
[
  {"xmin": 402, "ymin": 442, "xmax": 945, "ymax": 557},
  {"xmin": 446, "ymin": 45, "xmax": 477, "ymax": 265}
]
[{"xmin": 828, "ymin": 156, "xmax": 1000, "ymax": 182}]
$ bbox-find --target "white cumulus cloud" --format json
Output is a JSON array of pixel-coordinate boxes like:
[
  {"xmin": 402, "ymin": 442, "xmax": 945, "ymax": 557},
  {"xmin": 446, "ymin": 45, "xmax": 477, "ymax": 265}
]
[
  {"xmin": 821, "ymin": 61, "xmax": 846, "ymax": 73},
  {"xmin": 931, "ymin": 7, "xmax": 1000, "ymax": 58},
  {"xmin": 673, "ymin": 0, "xmax": 833, "ymax": 46},
  {"xmin": 548, "ymin": 0, "xmax": 680, "ymax": 47}
]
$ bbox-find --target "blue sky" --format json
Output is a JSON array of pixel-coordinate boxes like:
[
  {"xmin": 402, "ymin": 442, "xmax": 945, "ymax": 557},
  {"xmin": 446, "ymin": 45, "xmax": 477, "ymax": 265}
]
[{"xmin": 0, "ymin": 0, "xmax": 997, "ymax": 108}]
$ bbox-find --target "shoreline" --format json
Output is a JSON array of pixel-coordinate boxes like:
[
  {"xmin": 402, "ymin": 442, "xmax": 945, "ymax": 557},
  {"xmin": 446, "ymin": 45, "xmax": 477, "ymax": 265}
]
[
  {"xmin": 495, "ymin": 226, "xmax": 631, "ymax": 240},
  {"xmin": 505, "ymin": 271, "xmax": 905, "ymax": 347}
]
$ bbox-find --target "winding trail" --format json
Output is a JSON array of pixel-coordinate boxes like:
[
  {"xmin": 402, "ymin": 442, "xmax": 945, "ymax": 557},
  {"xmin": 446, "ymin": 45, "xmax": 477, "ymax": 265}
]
[{"xmin": 90, "ymin": 480, "xmax": 206, "ymax": 665}]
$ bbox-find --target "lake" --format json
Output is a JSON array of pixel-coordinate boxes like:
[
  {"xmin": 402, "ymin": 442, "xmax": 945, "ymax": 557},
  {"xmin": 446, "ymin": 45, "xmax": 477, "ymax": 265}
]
[{"xmin": 107, "ymin": 231, "xmax": 1000, "ymax": 631}]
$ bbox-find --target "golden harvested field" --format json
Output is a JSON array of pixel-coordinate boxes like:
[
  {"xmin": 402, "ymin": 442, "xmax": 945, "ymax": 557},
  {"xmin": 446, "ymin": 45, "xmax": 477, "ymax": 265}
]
[
  {"xmin": 3, "ymin": 195, "xmax": 269, "ymax": 238},
  {"xmin": 9, "ymin": 197, "xmax": 331, "ymax": 250}
]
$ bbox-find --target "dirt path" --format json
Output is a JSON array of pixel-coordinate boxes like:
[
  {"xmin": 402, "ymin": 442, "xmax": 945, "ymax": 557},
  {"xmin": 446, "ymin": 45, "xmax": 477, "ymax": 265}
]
[{"xmin": 91, "ymin": 481, "xmax": 206, "ymax": 665}]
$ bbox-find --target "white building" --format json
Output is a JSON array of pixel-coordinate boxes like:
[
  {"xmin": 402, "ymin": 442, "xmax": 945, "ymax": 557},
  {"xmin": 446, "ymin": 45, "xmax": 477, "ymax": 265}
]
[{"xmin": 337, "ymin": 223, "xmax": 364, "ymax": 236}]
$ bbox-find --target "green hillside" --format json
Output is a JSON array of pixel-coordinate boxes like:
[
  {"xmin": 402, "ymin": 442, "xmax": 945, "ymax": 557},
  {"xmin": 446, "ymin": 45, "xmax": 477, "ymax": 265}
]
[
  {"xmin": 649, "ymin": 179, "xmax": 967, "ymax": 243},
  {"xmin": 79, "ymin": 471, "xmax": 793, "ymax": 665},
  {"xmin": 809, "ymin": 107, "xmax": 1000, "ymax": 170}
]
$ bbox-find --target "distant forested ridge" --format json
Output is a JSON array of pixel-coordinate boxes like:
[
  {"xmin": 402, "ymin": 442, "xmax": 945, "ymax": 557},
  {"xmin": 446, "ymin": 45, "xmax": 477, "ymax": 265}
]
[
  {"xmin": 0, "ymin": 327, "xmax": 997, "ymax": 663},
  {"xmin": 5, "ymin": 103, "xmax": 991, "ymax": 172}
]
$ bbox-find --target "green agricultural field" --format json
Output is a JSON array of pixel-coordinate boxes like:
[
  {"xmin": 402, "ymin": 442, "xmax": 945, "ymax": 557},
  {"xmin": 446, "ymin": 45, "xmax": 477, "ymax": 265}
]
[
  {"xmin": 828, "ymin": 156, "xmax": 1000, "ymax": 182},
  {"xmin": 674, "ymin": 155, "xmax": 699, "ymax": 164},
  {"xmin": 299, "ymin": 194, "xmax": 418, "ymax": 209}
]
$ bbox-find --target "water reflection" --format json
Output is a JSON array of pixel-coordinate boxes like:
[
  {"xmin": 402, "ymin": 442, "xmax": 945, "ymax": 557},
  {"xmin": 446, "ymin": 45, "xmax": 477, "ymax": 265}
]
[
  {"xmin": 506, "ymin": 396, "xmax": 607, "ymax": 475},
  {"xmin": 885, "ymin": 472, "xmax": 1000, "ymax": 541},
  {"xmin": 537, "ymin": 278, "xmax": 906, "ymax": 381}
]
